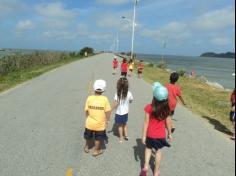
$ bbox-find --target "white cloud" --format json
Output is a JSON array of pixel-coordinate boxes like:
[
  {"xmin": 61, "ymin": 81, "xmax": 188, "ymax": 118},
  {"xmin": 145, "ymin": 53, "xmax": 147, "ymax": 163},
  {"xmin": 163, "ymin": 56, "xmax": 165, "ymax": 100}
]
[
  {"xmin": 35, "ymin": 2, "xmax": 78, "ymax": 19},
  {"xmin": 0, "ymin": 0, "xmax": 27, "ymax": 17},
  {"xmin": 210, "ymin": 37, "xmax": 233, "ymax": 46},
  {"xmin": 42, "ymin": 31, "xmax": 78, "ymax": 40},
  {"xmin": 141, "ymin": 21, "xmax": 191, "ymax": 42},
  {"xmin": 96, "ymin": 0, "xmax": 132, "ymax": 5},
  {"xmin": 35, "ymin": 2, "xmax": 79, "ymax": 30},
  {"xmin": 96, "ymin": 14, "xmax": 121, "ymax": 28},
  {"xmin": 77, "ymin": 24, "xmax": 89, "ymax": 36},
  {"xmin": 15, "ymin": 20, "xmax": 34, "ymax": 33},
  {"xmin": 192, "ymin": 6, "xmax": 235, "ymax": 31}
]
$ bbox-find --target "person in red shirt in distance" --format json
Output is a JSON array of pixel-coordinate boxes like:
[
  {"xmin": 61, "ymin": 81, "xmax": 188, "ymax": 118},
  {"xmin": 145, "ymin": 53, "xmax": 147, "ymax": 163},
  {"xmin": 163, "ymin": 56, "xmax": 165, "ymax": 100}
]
[
  {"xmin": 230, "ymin": 89, "xmax": 235, "ymax": 140},
  {"xmin": 112, "ymin": 57, "xmax": 119, "ymax": 75},
  {"xmin": 140, "ymin": 85, "xmax": 173, "ymax": 176},
  {"xmin": 137, "ymin": 60, "xmax": 144, "ymax": 79},
  {"xmin": 165, "ymin": 72, "xmax": 186, "ymax": 133},
  {"xmin": 121, "ymin": 58, "xmax": 128, "ymax": 77}
]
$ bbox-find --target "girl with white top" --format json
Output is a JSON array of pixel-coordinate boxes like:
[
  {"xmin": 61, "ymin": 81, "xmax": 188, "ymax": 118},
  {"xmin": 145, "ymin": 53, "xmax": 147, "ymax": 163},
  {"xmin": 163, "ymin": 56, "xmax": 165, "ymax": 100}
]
[{"xmin": 113, "ymin": 77, "xmax": 134, "ymax": 142}]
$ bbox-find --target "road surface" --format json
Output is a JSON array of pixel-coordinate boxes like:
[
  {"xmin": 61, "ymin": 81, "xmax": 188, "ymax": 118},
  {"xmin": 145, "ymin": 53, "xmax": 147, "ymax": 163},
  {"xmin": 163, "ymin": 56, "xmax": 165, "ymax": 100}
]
[{"xmin": 0, "ymin": 53, "xmax": 235, "ymax": 176}]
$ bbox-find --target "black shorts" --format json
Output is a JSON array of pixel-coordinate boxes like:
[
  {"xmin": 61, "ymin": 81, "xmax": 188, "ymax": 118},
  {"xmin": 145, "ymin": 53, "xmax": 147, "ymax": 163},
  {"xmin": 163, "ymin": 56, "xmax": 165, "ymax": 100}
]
[
  {"xmin": 146, "ymin": 137, "xmax": 170, "ymax": 151},
  {"xmin": 121, "ymin": 72, "xmax": 127, "ymax": 77},
  {"xmin": 138, "ymin": 70, "xmax": 142, "ymax": 74},
  {"xmin": 129, "ymin": 69, "xmax": 133, "ymax": 72},
  {"xmin": 170, "ymin": 111, "xmax": 175, "ymax": 116},
  {"xmin": 84, "ymin": 128, "xmax": 107, "ymax": 141},
  {"xmin": 230, "ymin": 111, "xmax": 235, "ymax": 122}
]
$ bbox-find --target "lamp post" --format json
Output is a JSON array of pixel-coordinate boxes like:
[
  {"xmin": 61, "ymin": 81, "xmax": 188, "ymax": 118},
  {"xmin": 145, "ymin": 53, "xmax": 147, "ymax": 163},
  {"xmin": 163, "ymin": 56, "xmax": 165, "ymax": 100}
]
[
  {"xmin": 131, "ymin": 0, "xmax": 139, "ymax": 59},
  {"xmin": 122, "ymin": 0, "xmax": 139, "ymax": 59}
]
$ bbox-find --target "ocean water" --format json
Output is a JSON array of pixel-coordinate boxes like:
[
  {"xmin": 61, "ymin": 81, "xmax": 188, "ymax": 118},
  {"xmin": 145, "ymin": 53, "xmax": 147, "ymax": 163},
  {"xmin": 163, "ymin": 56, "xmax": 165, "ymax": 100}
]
[{"xmin": 137, "ymin": 54, "xmax": 235, "ymax": 90}]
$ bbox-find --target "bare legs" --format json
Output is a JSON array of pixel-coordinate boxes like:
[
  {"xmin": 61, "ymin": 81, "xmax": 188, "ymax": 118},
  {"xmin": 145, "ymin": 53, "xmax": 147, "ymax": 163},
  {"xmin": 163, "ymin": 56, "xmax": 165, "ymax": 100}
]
[
  {"xmin": 154, "ymin": 150, "xmax": 162, "ymax": 176},
  {"xmin": 118, "ymin": 124, "xmax": 128, "ymax": 142},
  {"xmin": 143, "ymin": 148, "xmax": 162, "ymax": 176},
  {"xmin": 84, "ymin": 140, "xmax": 103, "ymax": 156}
]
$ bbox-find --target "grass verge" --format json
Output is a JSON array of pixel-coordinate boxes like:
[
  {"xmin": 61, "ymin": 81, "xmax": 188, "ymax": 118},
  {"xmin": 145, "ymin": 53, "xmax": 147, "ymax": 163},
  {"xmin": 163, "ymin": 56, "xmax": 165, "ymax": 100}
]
[
  {"xmin": 142, "ymin": 64, "xmax": 233, "ymax": 135},
  {"xmin": 0, "ymin": 56, "xmax": 85, "ymax": 93}
]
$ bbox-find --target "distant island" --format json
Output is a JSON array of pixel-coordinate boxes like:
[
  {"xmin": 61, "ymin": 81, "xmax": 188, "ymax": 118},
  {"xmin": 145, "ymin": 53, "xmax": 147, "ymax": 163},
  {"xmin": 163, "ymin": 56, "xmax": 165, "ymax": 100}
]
[{"xmin": 200, "ymin": 52, "xmax": 235, "ymax": 58}]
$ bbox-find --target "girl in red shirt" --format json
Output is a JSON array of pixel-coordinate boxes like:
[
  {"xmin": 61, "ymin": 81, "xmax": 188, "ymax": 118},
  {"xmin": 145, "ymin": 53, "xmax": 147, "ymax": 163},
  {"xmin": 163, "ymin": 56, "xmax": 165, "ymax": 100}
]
[
  {"xmin": 112, "ymin": 57, "xmax": 119, "ymax": 75},
  {"xmin": 140, "ymin": 85, "xmax": 173, "ymax": 176},
  {"xmin": 230, "ymin": 89, "xmax": 235, "ymax": 140},
  {"xmin": 121, "ymin": 58, "xmax": 128, "ymax": 77}
]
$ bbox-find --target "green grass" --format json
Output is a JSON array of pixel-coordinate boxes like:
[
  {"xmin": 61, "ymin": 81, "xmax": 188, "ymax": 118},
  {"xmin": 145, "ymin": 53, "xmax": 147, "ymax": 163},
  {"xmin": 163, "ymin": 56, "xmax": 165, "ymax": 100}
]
[
  {"xmin": 0, "ymin": 56, "xmax": 84, "ymax": 92},
  {"xmin": 141, "ymin": 65, "xmax": 233, "ymax": 135}
]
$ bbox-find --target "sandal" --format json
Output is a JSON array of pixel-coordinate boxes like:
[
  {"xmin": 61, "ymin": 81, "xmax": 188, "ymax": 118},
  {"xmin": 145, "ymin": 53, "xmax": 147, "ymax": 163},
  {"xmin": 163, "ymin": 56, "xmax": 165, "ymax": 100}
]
[
  {"xmin": 140, "ymin": 169, "xmax": 147, "ymax": 176},
  {"xmin": 124, "ymin": 136, "xmax": 130, "ymax": 141},
  {"xmin": 92, "ymin": 150, "xmax": 104, "ymax": 157},
  {"xmin": 84, "ymin": 147, "xmax": 90, "ymax": 153}
]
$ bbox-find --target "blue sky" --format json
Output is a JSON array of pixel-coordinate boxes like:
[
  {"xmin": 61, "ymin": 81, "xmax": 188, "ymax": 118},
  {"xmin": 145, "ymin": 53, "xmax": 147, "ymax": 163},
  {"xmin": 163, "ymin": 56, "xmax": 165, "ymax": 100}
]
[{"xmin": 0, "ymin": 0, "xmax": 235, "ymax": 56}]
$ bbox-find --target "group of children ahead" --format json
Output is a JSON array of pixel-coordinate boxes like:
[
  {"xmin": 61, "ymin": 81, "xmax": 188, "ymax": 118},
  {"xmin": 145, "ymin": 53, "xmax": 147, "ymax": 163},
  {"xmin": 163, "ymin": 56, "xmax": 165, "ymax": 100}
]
[
  {"xmin": 83, "ymin": 66, "xmax": 186, "ymax": 175},
  {"xmin": 112, "ymin": 56, "xmax": 144, "ymax": 78}
]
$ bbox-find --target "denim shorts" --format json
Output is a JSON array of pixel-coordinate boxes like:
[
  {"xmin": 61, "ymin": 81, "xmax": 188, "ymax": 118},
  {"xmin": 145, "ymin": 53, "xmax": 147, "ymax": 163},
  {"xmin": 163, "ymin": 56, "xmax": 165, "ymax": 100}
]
[{"xmin": 115, "ymin": 113, "xmax": 128, "ymax": 125}]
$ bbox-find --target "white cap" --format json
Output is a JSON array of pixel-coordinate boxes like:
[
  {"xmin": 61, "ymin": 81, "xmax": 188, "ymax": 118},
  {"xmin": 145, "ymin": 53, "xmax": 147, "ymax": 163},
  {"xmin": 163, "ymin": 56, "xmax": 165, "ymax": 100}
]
[{"xmin": 93, "ymin": 80, "xmax": 106, "ymax": 92}]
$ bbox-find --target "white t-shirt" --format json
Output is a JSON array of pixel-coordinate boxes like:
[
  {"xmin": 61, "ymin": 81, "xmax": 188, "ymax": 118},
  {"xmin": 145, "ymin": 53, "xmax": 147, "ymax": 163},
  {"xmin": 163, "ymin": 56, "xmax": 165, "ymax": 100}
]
[{"xmin": 114, "ymin": 91, "xmax": 134, "ymax": 115}]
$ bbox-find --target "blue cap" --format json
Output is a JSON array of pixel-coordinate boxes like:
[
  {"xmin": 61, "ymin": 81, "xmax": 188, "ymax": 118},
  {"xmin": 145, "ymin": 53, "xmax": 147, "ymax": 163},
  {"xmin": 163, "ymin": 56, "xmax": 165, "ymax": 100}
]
[
  {"xmin": 152, "ymin": 82, "xmax": 162, "ymax": 91},
  {"xmin": 153, "ymin": 86, "xmax": 168, "ymax": 101}
]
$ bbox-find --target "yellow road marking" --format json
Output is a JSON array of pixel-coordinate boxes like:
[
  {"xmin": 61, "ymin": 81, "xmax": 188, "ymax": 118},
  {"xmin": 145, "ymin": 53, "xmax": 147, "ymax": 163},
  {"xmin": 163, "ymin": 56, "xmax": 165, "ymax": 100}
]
[{"xmin": 66, "ymin": 168, "xmax": 73, "ymax": 176}]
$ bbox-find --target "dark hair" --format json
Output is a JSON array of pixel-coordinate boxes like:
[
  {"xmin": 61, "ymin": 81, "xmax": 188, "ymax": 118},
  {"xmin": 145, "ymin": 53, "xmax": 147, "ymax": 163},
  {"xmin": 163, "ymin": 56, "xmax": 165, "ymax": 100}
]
[
  {"xmin": 170, "ymin": 72, "xmax": 179, "ymax": 84},
  {"xmin": 117, "ymin": 77, "xmax": 129, "ymax": 102},
  {"xmin": 122, "ymin": 58, "xmax": 127, "ymax": 63},
  {"xmin": 95, "ymin": 90, "xmax": 103, "ymax": 95},
  {"xmin": 151, "ymin": 97, "xmax": 170, "ymax": 121}
]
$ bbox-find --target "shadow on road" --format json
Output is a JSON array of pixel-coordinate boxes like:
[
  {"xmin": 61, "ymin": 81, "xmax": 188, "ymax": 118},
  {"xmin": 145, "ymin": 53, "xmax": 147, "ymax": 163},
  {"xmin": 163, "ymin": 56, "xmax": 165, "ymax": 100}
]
[
  {"xmin": 133, "ymin": 139, "xmax": 145, "ymax": 169},
  {"xmin": 107, "ymin": 123, "xmax": 119, "ymax": 137},
  {"xmin": 202, "ymin": 116, "xmax": 234, "ymax": 136}
]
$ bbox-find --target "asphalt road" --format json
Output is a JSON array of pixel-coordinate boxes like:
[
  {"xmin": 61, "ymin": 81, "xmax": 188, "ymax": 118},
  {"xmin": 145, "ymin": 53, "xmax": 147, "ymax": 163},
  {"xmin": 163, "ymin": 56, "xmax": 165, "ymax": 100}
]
[{"xmin": 0, "ymin": 53, "xmax": 235, "ymax": 176}]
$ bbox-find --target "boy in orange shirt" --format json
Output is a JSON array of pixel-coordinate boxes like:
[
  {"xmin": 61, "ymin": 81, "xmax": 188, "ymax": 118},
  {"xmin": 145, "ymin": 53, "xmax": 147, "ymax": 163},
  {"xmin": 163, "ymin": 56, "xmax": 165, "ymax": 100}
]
[
  {"xmin": 84, "ymin": 80, "xmax": 111, "ymax": 157},
  {"xmin": 165, "ymin": 72, "xmax": 186, "ymax": 133}
]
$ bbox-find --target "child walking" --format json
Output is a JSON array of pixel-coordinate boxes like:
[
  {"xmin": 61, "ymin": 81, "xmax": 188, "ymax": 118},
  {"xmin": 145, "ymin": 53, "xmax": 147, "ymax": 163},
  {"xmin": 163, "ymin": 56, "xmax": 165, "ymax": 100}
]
[
  {"xmin": 165, "ymin": 72, "xmax": 186, "ymax": 132},
  {"xmin": 113, "ymin": 77, "xmax": 134, "ymax": 142},
  {"xmin": 112, "ymin": 56, "xmax": 119, "ymax": 75},
  {"xmin": 137, "ymin": 60, "xmax": 144, "ymax": 79},
  {"xmin": 128, "ymin": 59, "xmax": 135, "ymax": 77},
  {"xmin": 121, "ymin": 58, "xmax": 128, "ymax": 77},
  {"xmin": 84, "ymin": 80, "xmax": 111, "ymax": 157},
  {"xmin": 230, "ymin": 89, "xmax": 235, "ymax": 140},
  {"xmin": 140, "ymin": 84, "xmax": 173, "ymax": 176}
]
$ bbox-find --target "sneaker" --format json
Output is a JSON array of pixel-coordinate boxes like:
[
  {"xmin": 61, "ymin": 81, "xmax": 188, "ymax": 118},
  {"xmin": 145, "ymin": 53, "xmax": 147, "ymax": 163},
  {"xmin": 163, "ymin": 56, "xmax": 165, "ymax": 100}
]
[{"xmin": 140, "ymin": 169, "xmax": 147, "ymax": 176}]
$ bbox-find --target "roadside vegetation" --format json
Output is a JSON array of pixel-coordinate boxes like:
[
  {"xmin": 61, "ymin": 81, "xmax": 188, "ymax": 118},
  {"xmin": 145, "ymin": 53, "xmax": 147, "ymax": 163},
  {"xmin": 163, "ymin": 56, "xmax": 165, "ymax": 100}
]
[
  {"xmin": 0, "ymin": 47, "xmax": 95, "ymax": 92},
  {"xmin": 139, "ymin": 62, "xmax": 233, "ymax": 135}
]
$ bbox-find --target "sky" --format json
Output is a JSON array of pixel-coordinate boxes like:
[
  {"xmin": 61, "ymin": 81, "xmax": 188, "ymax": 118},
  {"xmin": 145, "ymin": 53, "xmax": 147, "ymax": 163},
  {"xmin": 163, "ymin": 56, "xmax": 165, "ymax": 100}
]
[{"xmin": 0, "ymin": 0, "xmax": 235, "ymax": 56}]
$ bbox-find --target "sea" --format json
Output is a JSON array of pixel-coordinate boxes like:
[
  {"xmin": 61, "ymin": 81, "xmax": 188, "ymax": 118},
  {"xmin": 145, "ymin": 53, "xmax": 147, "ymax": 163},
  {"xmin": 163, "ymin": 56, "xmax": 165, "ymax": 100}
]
[{"xmin": 137, "ymin": 54, "xmax": 235, "ymax": 90}]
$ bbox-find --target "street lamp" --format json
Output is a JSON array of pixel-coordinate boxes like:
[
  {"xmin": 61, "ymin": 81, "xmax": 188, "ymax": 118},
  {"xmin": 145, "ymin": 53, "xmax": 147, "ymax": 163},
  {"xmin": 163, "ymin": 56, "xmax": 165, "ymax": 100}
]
[{"xmin": 122, "ymin": 0, "xmax": 139, "ymax": 59}]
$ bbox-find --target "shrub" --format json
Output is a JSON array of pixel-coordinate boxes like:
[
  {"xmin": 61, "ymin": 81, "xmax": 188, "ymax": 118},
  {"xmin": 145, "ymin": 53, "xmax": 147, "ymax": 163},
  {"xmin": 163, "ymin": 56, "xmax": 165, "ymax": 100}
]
[
  {"xmin": 178, "ymin": 69, "xmax": 186, "ymax": 77},
  {"xmin": 147, "ymin": 63, "xmax": 154, "ymax": 67},
  {"xmin": 0, "ymin": 52, "xmax": 72, "ymax": 76},
  {"xmin": 157, "ymin": 60, "xmax": 167, "ymax": 69},
  {"xmin": 79, "ymin": 47, "xmax": 94, "ymax": 56}
]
